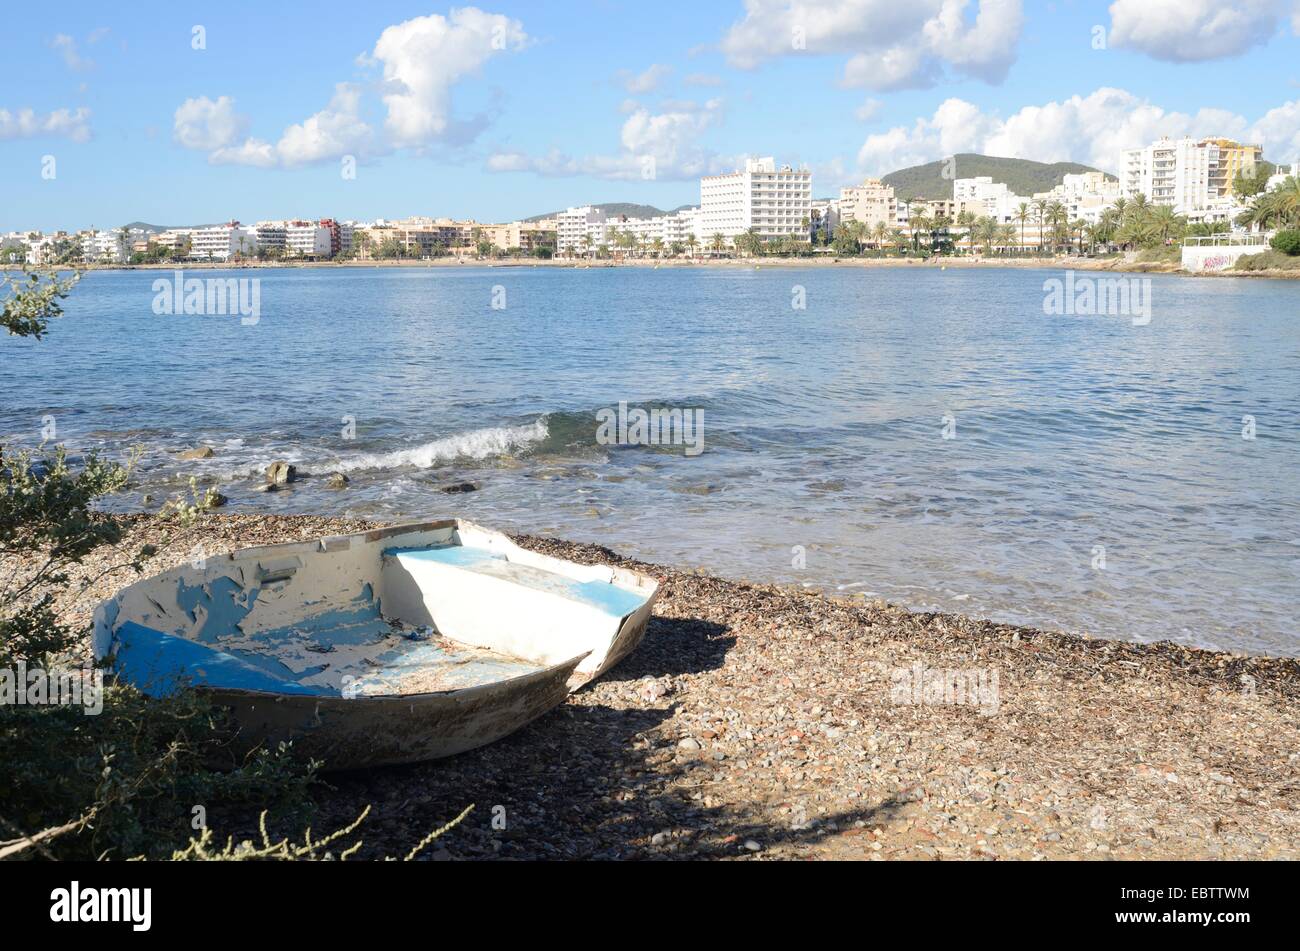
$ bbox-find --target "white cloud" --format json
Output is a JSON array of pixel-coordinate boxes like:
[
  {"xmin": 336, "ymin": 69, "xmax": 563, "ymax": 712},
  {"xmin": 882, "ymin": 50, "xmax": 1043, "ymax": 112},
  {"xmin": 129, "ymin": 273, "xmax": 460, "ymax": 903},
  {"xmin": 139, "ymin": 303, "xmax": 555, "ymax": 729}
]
[
  {"xmin": 620, "ymin": 64, "xmax": 672, "ymax": 93},
  {"xmin": 1251, "ymin": 99, "xmax": 1300, "ymax": 163},
  {"xmin": 174, "ymin": 8, "xmax": 524, "ymax": 168},
  {"xmin": 487, "ymin": 99, "xmax": 729, "ymax": 181},
  {"xmin": 183, "ymin": 85, "xmax": 373, "ymax": 168},
  {"xmin": 51, "ymin": 33, "xmax": 92, "ymax": 71},
  {"xmin": 1108, "ymin": 0, "xmax": 1285, "ymax": 62},
  {"xmin": 683, "ymin": 72, "xmax": 724, "ymax": 87},
  {"xmin": 173, "ymin": 96, "xmax": 249, "ymax": 151},
  {"xmin": 372, "ymin": 8, "xmax": 526, "ymax": 148},
  {"xmin": 855, "ymin": 98, "xmax": 883, "ymax": 122},
  {"xmin": 0, "ymin": 106, "xmax": 92, "ymax": 142},
  {"xmin": 854, "ymin": 87, "xmax": 1300, "ymax": 175},
  {"xmin": 720, "ymin": 0, "xmax": 1023, "ymax": 90}
]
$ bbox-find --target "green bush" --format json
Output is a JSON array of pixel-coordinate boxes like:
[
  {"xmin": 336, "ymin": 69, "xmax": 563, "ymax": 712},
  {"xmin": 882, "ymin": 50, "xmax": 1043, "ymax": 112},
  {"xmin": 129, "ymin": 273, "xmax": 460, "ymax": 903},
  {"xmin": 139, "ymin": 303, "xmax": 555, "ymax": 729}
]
[
  {"xmin": 1232, "ymin": 250, "xmax": 1300, "ymax": 271},
  {"xmin": 1270, "ymin": 229, "xmax": 1300, "ymax": 256}
]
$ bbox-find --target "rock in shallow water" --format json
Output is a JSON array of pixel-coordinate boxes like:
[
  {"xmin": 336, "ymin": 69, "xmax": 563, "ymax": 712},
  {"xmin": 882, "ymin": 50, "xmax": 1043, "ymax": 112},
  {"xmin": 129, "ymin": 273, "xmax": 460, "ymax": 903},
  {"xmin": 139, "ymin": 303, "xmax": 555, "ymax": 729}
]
[{"xmin": 266, "ymin": 461, "xmax": 296, "ymax": 485}]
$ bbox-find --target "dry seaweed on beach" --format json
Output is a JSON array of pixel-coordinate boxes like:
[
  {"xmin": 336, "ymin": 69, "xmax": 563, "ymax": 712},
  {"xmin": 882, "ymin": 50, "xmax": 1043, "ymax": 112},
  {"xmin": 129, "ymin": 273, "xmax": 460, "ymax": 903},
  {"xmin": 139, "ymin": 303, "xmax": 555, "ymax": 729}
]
[{"xmin": 42, "ymin": 514, "xmax": 1300, "ymax": 861}]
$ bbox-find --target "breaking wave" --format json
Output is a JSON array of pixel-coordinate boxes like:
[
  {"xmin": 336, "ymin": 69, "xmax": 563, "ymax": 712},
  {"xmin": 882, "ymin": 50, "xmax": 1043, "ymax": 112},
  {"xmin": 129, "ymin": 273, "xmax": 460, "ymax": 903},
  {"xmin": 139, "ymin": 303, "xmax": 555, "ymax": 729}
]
[{"xmin": 331, "ymin": 419, "xmax": 550, "ymax": 473}]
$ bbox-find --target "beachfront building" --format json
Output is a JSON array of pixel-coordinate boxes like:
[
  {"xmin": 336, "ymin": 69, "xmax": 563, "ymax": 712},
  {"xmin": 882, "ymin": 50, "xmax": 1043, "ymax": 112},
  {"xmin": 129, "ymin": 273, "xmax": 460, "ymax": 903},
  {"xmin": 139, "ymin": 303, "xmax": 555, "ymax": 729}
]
[
  {"xmin": 1034, "ymin": 172, "xmax": 1121, "ymax": 225},
  {"xmin": 662, "ymin": 207, "xmax": 699, "ymax": 247},
  {"xmin": 839, "ymin": 178, "xmax": 896, "ymax": 229},
  {"xmin": 152, "ymin": 229, "xmax": 193, "ymax": 256},
  {"xmin": 556, "ymin": 206, "xmax": 606, "ymax": 256},
  {"xmin": 190, "ymin": 222, "xmax": 258, "ymax": 261},
  {"xmin": 285, "ymin": 221, "xmax": 332, "ymax": 258},
  {"xmin": 1121, "ymin": 137, "xmax": 1260, "ymax": 216},
  {"xmin": 80, "ymin": 229, "xmax": 133, "ymax": 263},
  {"xmin": 1203, "ymin": 138, "xmax": 1264, "ymax": 198},
  {"xmin": 697, "ymin": 157, "xmax": 812, "ymax": 247},
  {"xmin": 479, "ymin": 220, "xmax": 556, "ymax": 253},
  {"xmin": 254, "ymin": 221, "xmax": 287, "ymax": 253}
]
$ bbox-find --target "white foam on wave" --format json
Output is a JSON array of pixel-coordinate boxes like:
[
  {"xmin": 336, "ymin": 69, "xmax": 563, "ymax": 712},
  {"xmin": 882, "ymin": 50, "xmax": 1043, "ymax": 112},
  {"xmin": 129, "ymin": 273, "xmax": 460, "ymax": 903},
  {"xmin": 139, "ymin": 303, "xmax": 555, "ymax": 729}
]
[{"xmin": 330, "ymin": 418, "xmax": 549, "ymax": 473}]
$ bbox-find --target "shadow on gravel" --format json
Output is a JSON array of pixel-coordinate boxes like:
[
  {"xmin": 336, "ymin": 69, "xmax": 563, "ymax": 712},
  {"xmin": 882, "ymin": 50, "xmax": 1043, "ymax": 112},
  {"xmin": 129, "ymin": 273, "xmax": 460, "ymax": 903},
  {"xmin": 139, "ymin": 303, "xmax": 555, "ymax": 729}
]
[
  {"xmin": 599, "ymin": 614, "xmax": 735, "ymax": 684},
  {"xmin": 246, "ymin": 612, "xmax": 795, "ymax": 860}
]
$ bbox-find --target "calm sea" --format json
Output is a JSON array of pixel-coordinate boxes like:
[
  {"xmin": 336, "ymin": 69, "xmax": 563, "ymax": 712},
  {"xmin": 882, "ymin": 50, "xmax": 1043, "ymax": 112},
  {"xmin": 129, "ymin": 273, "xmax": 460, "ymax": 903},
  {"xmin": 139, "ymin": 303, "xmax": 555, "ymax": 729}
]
[{"xmin": 4, "ymin": 264, "xmax": 1297, "ymax": 655}]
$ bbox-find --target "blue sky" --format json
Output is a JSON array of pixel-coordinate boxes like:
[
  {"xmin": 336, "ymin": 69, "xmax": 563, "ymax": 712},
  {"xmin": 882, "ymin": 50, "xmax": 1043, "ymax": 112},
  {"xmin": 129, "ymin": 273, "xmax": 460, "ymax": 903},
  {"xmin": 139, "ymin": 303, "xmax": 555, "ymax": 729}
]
[{"xmin": 3, "ymin": 1, "xmax": 1300, "ymax": 232}]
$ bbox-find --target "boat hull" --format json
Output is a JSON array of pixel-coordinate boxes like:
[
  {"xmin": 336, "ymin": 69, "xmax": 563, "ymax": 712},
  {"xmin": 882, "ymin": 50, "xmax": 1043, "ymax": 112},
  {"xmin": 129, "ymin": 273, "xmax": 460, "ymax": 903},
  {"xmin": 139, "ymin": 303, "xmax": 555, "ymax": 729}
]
[
  {"xmin": 93, "ymin": 518, "xmax": 659, "ymax": 769},
  {"xmin": 210, "ymin": 656, "xmax": 583, "ymax": 769}
]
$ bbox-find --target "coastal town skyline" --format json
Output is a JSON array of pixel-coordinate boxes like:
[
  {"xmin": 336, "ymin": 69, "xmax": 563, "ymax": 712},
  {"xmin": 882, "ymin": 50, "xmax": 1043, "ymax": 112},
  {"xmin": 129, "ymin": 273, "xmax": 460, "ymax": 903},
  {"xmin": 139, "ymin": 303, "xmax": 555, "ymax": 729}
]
[{"xmin": 4, "ymin": 2, "xmax": 1300, "ymax": 232}]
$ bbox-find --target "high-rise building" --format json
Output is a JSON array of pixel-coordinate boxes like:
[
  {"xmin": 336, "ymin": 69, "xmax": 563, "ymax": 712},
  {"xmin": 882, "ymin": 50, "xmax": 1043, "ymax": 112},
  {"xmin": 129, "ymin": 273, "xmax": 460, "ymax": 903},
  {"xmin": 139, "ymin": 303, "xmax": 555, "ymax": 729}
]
[
  {"xmin": 698, "ymin": 157, "xmax": 812, "ymax": 246},
  {"xmin": 1120, "ymin": 137, "xmax": 1258, "ymax": 214}
]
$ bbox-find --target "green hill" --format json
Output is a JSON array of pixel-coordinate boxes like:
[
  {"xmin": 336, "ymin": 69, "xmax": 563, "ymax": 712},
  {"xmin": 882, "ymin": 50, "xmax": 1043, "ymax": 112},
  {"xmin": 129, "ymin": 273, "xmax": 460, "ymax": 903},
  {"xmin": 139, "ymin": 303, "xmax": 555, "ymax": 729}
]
[
  {"xmin": 524, "ymin": 203, "xmax": 667, "ymax": 222},
  {"xmin": 882, "ymin": 154, "xmax": 1115, "ymax": 201}
]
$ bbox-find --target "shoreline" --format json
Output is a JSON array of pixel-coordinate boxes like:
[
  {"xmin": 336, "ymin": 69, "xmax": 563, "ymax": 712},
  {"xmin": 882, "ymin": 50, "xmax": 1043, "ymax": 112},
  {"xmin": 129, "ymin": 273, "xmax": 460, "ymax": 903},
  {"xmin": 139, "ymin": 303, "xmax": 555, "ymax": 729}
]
[
  {"xmin": 52, "ymin": 514, "xmax": 1300, "ymax": 860},
  {"xmin": 31, "ymin": 254, "xmax": 1300, "ymax": 281}
]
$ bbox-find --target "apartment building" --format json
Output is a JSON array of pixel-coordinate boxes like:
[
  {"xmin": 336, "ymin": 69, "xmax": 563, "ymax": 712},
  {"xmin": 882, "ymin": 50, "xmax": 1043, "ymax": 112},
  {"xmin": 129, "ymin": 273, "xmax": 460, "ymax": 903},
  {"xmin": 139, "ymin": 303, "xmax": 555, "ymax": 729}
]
[
  {"xmin": 254, "ymin": 222, "xmax": 287, "ymax": 252},
  {"xmin": 285, "ymin": 221, "xmax": 332, "ymax": 257},
  {"xmin": 190, "ymin": 222, "xmax": 258, "ymax": 261},
  {"xmin": 80, "ymin": 229, "xmax": 133, "ymax": 263},
  {"xmin": 698, "ymin": 157, "xmax": 812, "ymax": 245},
  {"xmin": 478, "ymin": 220, "xmax": 556, "ymax": 253},
  {"xmin": 662, "ymin": 207, "xmax": 699, "ymax": 245},
  {"xmin": 1119, "ymin": 137, "xmax": 1257, "ymax": 215},
  {"xmin": 1036, "ymin": 172, "xmax": 1121, "ymax": 225},
  {"xmin": 556, "ymin": 206, "xmax": 607, "ymax": 255},
  {"xmin": 1202, "ymin": 138, "xmax": 1263, "ymax": 197},
  {"xmin": 953, "ymin": 177, "xmax": 1024, "ymax": 224},
  {"xmin": 839, "ymin": 178, "xmax": 896, "ymax": 229}
]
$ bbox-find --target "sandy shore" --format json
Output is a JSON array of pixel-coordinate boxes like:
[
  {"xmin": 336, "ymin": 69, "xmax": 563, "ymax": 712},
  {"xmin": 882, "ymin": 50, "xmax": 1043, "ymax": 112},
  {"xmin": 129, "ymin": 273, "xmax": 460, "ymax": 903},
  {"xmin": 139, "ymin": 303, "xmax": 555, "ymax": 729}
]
[{"xmin": 49, "ymin": 515, "xmax": 1300, "ymax": 860}]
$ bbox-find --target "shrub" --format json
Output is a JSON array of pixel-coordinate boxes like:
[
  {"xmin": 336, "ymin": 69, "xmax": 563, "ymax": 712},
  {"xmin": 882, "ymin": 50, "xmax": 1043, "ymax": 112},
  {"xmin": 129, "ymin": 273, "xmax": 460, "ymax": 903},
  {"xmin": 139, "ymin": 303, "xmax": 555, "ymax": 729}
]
[{"xmin": 1269, "ymin": 229, "xmax": 1300, "ymax": 256}]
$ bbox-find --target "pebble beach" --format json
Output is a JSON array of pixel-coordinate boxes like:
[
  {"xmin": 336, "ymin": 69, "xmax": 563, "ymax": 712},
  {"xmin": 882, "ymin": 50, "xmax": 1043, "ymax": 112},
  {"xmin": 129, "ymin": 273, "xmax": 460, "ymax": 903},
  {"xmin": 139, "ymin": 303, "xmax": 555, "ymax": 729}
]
[{"xmin": 44, "ymin": 514, "xmax": 1300, "ymax": 861}]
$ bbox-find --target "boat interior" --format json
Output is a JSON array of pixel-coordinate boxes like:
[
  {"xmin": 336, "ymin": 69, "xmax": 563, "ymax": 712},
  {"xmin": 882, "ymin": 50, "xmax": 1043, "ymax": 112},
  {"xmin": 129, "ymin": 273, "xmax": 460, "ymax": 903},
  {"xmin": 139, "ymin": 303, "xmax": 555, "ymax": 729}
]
[{"xmin": 94, "ymin": 520, "xmax": 657, "ymax": 699}]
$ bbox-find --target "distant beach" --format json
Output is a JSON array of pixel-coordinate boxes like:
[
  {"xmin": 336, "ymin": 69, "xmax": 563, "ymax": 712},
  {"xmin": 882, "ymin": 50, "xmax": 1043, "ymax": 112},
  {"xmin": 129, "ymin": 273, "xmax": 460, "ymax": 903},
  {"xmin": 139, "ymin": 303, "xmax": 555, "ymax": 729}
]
[{"xmin": 52, "ymin": 254, "xmax": 1300, "ymax": 280}]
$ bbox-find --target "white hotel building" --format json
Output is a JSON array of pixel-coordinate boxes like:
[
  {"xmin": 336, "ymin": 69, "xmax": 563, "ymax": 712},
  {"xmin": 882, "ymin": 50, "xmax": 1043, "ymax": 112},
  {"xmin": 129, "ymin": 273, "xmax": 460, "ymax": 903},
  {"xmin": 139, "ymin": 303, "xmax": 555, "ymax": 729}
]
[
  {"xmin": 190, "ymin": 222, "xmax": 258, "ymax": 261},
  {"xmin": 556, "ymin": 206, "xmax": 606, "ymax": 255},
  {"xmin": 697, "ymin": 157, "xmax": 812, "ymax": 245}
]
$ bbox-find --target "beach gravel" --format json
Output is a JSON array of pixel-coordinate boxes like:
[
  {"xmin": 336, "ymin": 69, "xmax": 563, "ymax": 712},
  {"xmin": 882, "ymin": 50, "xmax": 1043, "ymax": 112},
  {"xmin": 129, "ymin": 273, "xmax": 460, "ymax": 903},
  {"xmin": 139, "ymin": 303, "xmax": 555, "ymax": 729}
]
[{"xmin": 37, "ymin": 514, "xmax": 1300, "ymax": 861}]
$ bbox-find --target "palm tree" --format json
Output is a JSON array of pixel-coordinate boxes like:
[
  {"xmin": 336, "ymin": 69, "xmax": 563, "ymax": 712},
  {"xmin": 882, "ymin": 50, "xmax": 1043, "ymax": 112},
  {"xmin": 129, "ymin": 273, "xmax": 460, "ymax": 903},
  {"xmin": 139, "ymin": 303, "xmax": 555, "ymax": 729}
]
[
  {"xmin": 956, "ymin": 209, "xmax": 976, "ymax": 255},
  {"xmin": 686, "ymin": 233, "xmax": 698, "ymax": 258},
  {"xmin": 1032, "ymin": 199, "xmax": 1049, "ymax": 252},
  {"xmin": 871, "ymin": 220, "xmax": 888, "ymax": 251},
  {"xmin": 710, "ymin": 233, "xmax": 726, "ymax": 255},
  {"xmin": 1147, "ymin": 205, "xmax": 1186, "ymax": 245},
  {"xmin": 975, "ymin": 216, "xmax": 998, "ymax": 255},
  {"xmin": 909, "ymin": 214, "xmax": 931, "ymax": 252},
  {"xmin": 1013, "ymin": 202, "xmax": 1030, "ymax": 254}
]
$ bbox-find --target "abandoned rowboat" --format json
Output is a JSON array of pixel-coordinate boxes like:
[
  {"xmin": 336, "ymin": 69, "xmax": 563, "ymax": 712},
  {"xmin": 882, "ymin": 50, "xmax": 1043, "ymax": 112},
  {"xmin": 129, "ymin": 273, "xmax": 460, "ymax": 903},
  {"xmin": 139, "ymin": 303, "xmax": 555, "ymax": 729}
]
[{"xmin": 92, "ymin": 519, "xmax": 658, "ymax": 768}]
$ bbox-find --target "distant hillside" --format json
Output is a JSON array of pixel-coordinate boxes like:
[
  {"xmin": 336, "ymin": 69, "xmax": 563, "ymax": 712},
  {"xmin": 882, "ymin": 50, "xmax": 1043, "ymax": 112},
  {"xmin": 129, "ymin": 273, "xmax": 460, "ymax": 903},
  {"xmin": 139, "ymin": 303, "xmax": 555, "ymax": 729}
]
[
  {"xmin": 882, "ymin": 154, "xmax": 1115, "ymax": 201},
  {"xmin": 525, "ymin": 203, "xmax": 667, "ymax": 222}
]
